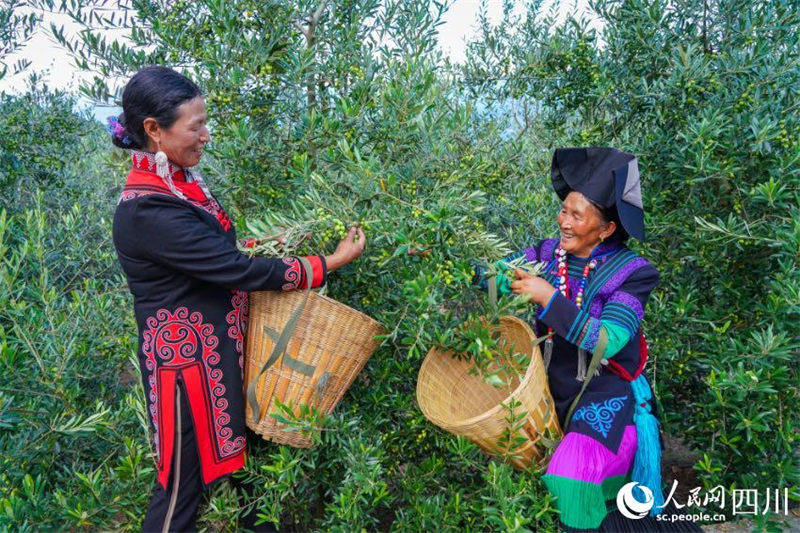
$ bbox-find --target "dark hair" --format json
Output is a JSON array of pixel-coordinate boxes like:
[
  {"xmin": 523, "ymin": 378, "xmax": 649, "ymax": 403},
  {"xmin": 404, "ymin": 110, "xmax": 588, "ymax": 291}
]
[
  {"xmin": 583, "ymin": 197, "xmax": 629, "ymax": 243},
  {"xmin": 598, "ymin": 205, "xmax": 629, "ymax": 244},
  {"xmin": 109, "ymin": 66, "xmax": 202, "ymax": 149}
]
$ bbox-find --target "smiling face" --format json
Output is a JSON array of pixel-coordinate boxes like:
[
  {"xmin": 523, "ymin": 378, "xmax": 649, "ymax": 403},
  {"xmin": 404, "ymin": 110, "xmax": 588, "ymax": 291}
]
[
  {"xmin": 557, "ymin": 191, "xmax": 616, "ymax": 257},
  {"xmin": 143, "ymin": 96, "xmax": 210, "ymax": 168}
]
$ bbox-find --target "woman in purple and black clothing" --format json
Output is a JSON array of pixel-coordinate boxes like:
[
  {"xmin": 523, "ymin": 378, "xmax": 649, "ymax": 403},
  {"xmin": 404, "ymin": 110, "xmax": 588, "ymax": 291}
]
[
  {"xmin": 474, "ymin": 148, "xmax": 700, "ymax": 532},
  {"xmin": 110, "ymin": 66, "xmax": 365, "ymax": 532}
]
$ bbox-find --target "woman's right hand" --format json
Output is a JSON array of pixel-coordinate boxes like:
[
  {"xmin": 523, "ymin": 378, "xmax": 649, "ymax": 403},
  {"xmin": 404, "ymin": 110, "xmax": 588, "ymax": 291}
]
[
  {"xmin": 510, "ymin": 268, "xmax": 557, "ymax": 306},
  {"xmin": 325, "ymin": 226, "xmax": 366, "ymax": 272}
]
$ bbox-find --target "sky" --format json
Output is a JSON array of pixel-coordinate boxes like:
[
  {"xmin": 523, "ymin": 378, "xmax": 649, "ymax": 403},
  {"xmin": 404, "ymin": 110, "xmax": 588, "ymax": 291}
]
[{"xmin": 1, "ymin": 0, "xmax": 592, "ymax": 106}]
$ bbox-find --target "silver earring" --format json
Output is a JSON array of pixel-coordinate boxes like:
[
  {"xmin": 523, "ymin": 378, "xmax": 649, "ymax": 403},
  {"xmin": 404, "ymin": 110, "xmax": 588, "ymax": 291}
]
[{"xmin": 155, "ymin": 149, "xmax": 169, "ymax": 179}]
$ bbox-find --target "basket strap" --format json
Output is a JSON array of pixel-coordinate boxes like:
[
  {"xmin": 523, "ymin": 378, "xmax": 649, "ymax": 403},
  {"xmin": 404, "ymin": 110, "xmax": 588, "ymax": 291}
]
[
  {"xmin": 246, "ymin": 257, "xmax": 316, "ymax": 424},
  {"xmin": 563, "ymin": 327, "xmax": 609, "ymax": 429},
  {"xmin": 488, "ymin": 274, "xmax": 498, "ymax": 308}
]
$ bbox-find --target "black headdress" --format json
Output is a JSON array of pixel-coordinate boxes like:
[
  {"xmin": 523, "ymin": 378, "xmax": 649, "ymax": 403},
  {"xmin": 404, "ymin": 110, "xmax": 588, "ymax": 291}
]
[{"xmin": 551, "ymin": 147, "xmax": 646, "ymax": 241}]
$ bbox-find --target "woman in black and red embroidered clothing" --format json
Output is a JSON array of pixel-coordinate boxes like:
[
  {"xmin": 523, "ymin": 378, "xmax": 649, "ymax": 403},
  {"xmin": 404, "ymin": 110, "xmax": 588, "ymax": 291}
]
[{"xmin": 111, "ymin": 66, "xmax": 365, "ymax": 532}]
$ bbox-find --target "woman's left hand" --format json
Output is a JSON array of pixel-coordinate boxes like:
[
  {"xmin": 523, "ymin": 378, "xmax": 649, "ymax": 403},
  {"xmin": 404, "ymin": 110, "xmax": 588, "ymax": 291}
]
[
  {"xmin": 510, "ymin": 269, "xmax": 557, "ymax": 306},
  {"xmin": 326, "ymin": 226, "xmax": 367, "ymax": 272}
]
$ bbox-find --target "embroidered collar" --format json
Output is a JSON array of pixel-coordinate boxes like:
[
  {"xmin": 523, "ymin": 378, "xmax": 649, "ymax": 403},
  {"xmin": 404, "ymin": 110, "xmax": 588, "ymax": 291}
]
[
  {"xmin": 589, "ymin": 241, "xmax": 623, "ymax": 259},
  {"xmin": 130, "ymin": 150, "xmax": 187, "ymax": 182},
  {"xmin": 122, "ymin": 171, "xmax": 206, "ymax": 201},
  {"xmin": 557, "ymin": 241, "xmax": 623, "ymax": 266}
]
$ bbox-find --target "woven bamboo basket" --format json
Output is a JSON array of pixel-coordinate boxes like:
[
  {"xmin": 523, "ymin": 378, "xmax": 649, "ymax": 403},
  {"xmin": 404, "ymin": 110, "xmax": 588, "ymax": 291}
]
[
  {"xmin": 244, "ymin": 289, "xmax": 384, "ymax": 448},
  {"xmin": 416, "ymin": 316, "xmax": 562, "ymax": 469}
]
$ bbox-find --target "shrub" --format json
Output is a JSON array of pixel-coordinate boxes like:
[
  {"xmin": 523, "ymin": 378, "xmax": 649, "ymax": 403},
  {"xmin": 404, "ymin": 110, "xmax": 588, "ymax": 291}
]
[
  {"xmin": 461, "ymin": 0, "xmax": 800, "ymax": 510},
  {"xmin": 2, "ymin": 0, "xmax": 795, "ymax": 529}
]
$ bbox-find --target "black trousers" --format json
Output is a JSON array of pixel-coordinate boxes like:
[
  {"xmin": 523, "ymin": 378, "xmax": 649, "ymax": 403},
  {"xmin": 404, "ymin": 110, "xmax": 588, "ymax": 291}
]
[{"xmin": 142, "ymin": 380, "xmax": 276, "ymax": 533}]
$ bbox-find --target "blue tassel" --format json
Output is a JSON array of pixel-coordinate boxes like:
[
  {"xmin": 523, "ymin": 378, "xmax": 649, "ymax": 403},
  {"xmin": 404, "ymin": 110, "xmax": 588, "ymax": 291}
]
[{"xmin": 631, "ymin": 374, "xmax": 665, "ymax": 516}]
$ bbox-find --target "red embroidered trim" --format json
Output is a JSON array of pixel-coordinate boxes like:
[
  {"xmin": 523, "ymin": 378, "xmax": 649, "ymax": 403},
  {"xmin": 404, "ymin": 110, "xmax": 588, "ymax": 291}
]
[
  {"xmin": 153, "ymin": 368, "xmax": 178, "ymax": 488},
  {"xmin": 304, "ymin": 255, "xmax": 325, "ymax": 288},
  {"xmin": 225, "ymin": 289, "xmax": 249, "ymax": 371},
  {"xmin": 131, "ymin": 150, "xmax": 185, "ymax": 181},
  {"xmin": 281, "ymin": 257, "xmax": 303, "ymax": 290},
  {"xmin": 180, "ymin": 366, "xmax": 245, "ymax": 485},
  {"xmin": 141, "ymin": 307, "xmax": 245, "ymax": 472},
  {"xmin": 198, "ymin": 331, "xmax": 246, "ymax": 458},
  {"xmin": 206, "ymin": 198, "xmax": 232, "ymax": 232},
  {"xmin": 119, "ymin": 169, "xmax": 232, "ymax": 232}
]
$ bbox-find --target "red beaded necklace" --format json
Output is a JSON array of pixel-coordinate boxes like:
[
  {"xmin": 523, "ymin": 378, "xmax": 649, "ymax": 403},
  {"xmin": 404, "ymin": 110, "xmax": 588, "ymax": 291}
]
[{"xmin": 542, "ymin": 247, "xmax": 597, "ymax": 373}]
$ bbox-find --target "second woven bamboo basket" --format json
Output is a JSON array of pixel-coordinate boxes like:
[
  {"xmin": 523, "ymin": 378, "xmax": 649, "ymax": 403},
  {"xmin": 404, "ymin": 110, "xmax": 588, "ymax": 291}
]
[
  {"xmin": 416, "ymin": 316, "xmax": 562, "ymax": 469},
  {"xmin": 244, "ymin": 289, "xmax": 384, "ymax": 448}
]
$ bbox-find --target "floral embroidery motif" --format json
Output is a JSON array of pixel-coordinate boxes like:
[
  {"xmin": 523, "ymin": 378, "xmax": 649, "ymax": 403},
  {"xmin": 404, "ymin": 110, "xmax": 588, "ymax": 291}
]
[
  {"xmin": 225, "ymin": 289, "xmax": 250, "ymax": 371},
  {"xmin": 141, "ymin": 307, "xmax": 245, "ymax": 461},
  {"xmin": 571, "ymin": 395, "xmax": 628, "ymax": 438}
]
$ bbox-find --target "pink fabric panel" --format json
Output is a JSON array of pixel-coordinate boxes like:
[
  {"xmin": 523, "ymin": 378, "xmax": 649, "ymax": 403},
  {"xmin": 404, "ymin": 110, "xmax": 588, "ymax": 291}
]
[{"xmin": 545, "ymin": 425, "xmax": 637, "ymax": 484}]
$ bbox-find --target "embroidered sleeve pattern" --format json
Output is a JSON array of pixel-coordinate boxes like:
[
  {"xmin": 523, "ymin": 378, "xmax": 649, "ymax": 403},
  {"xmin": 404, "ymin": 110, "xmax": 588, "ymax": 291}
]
[
  {"xmin": 538, "ymin": 263, "xmax": 659, "ymax": 358},
  {"xmin": 280, "ymin": 256, "xmax": 326, "ymax": 290}
]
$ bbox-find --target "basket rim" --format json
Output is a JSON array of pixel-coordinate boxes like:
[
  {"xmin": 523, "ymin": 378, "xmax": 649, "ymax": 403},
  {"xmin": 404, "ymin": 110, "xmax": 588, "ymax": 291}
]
[
  {"xmin": 250, "ymin": 289, "xmax": 385, "ymax": 332},
  {"xmin": 416, "ymin": 315, "xmax": 545, "ymax": 429}
]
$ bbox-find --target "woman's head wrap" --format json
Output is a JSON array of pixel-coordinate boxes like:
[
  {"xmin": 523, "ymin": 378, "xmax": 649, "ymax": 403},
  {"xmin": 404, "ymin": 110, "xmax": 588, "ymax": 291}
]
[{"xmin": 551, "ymin": 147, "xmax": 646, "ymax": 241}]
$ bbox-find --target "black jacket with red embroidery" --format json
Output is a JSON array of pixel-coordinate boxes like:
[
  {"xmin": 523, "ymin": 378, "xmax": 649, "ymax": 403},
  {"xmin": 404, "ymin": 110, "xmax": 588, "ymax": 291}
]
[{"xmin": 112, "ymin": 151, "xmax": 326, "ymax": 488}]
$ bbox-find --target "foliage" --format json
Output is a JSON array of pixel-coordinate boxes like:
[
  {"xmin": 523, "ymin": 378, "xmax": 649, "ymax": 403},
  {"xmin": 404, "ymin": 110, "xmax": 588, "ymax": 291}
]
[
  {"xmin": 0, "ymin": 90, "xmax": 152, "ymax": 530},
  {"xmin": 0, "ymin": 80, "xmax": 92, "ymax": 208},
  {"xmin": 6, "ymin": 1, "xmax": 562, "ymax": 530},
  {"xmin": 1, "ymin": 0, "xmax": 798, "ymax": 530},
  {"xmin": 0, "ymin": 0, "xmax": 39, "ymax": 79},
  {"xmin": 462, "ymin": 0, "xmax": 800, "ymax": 512}
]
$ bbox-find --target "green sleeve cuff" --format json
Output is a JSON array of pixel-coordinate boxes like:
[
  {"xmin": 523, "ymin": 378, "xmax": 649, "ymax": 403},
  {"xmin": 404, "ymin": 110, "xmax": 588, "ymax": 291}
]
[
  {"xmin": 496, "ymin": 269, "xmax": 512, "ymax": 296},
  {"xmin": 600, "ymin": 321, "xmax": 631, "ymax": 359}
]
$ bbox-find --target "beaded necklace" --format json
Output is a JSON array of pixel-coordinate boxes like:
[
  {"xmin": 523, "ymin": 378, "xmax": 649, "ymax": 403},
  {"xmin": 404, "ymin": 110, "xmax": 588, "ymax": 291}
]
[{"xmin": 542, "ymin": 246, "xmax": 597, "ymax": 380}]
